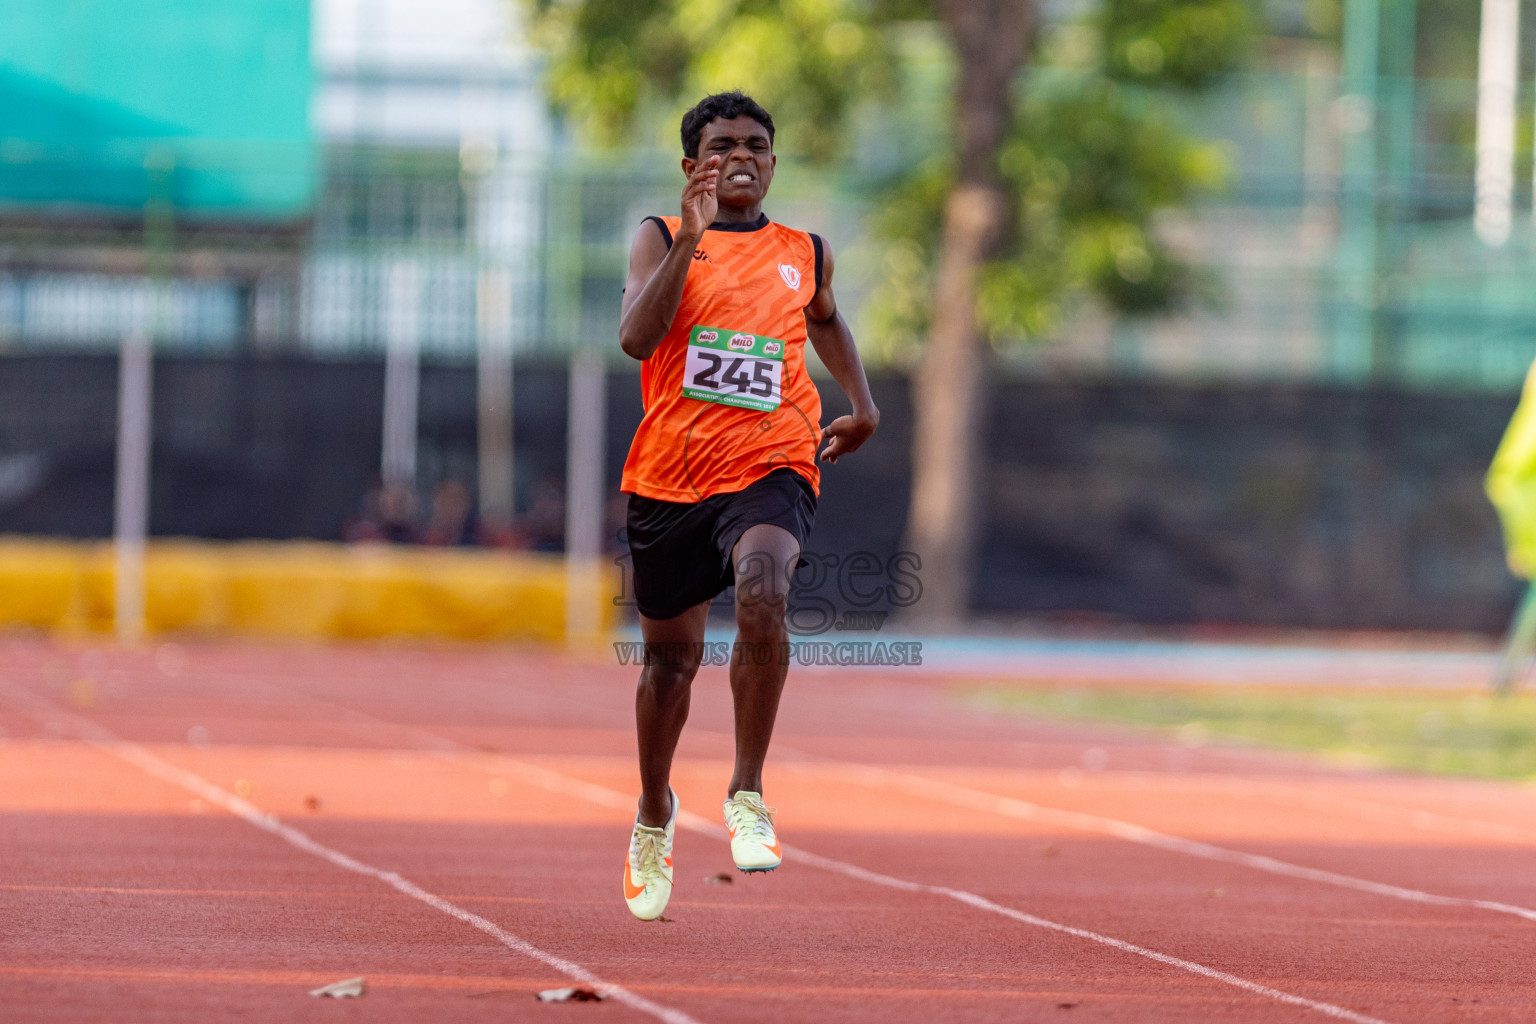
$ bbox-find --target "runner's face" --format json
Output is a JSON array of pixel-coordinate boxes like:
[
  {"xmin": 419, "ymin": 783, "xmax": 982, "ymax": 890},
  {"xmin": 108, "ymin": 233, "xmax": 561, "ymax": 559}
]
[{"xmin": 691, "ymin": 116, "xmax": 774, "ymax": 205}]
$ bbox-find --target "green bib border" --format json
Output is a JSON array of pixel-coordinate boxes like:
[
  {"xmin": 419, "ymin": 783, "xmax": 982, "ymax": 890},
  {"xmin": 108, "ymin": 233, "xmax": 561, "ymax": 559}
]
[
  {"xmin": 686, "ymin": 325, "xmax": 786, "ymax": 360},
  {"xmin": 682, "ymin": 325, "xmax": 786, "ymax": 413}
]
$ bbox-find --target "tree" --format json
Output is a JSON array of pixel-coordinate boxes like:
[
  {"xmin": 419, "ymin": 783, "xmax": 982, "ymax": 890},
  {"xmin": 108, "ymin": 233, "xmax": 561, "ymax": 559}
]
[{"xmin": 522, "ymin": 0, "xmax": 1253, "ymax": 625}]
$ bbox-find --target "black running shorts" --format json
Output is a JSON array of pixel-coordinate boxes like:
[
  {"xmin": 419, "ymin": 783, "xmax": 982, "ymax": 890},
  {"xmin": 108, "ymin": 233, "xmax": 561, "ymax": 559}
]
[{"xmin": 625, "ymin": 468, "xmax": 817, "ymax": 621}]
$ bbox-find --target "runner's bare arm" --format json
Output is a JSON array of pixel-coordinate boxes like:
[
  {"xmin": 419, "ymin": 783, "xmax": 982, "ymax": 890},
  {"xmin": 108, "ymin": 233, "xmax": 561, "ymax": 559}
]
[
  {"xmin": 618, "ymin": 156, "xmax": 721, "ymax": 360},
  {"xmin": 805, "ymin": 240, "xmax": 879, "ymax": 464}
]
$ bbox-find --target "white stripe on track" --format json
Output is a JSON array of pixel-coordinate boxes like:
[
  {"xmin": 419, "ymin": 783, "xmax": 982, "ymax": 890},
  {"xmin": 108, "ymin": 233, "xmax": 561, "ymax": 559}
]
[
  {"xmin": 793, "ymin": 850, "xmax": 1396, "ymax": 1024},
  {"xmin": 278, "ymin": 700, "xmax": 1397, "ymax": 1024},
  {"xmin": 480, "ymin": 762, "xmax": 1395, "ymax": 1024},
  {"xmin": 291, "ymin": 667, "xmax": 1536, "ymax": 924},
  {"xmin": 816, "ymin": 763, "xmax": 1536, "ymax": 924},
  {"xmin": 1250, "ymin": 780, "xmax": 1536, "ymax": 847},
  {"xmin": 1011, "ymin": 770, "xmax": 1536, "ymax": 848},
  {"xmin": 0, "ymin": 680, "xmax": 704, "ymax": 1024}
]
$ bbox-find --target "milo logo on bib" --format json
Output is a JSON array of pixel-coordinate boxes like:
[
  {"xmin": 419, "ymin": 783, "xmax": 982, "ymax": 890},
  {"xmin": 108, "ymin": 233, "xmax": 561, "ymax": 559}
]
[{"xmin": 682, "ymin": 325, "xmax": 785, "ymax": 413}]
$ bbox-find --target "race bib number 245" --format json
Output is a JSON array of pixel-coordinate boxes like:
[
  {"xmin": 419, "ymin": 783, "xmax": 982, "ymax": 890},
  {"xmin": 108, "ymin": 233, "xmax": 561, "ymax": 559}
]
[{"xmin": 681, "ymin": 326, "xmax": 784, "ymax": 412}]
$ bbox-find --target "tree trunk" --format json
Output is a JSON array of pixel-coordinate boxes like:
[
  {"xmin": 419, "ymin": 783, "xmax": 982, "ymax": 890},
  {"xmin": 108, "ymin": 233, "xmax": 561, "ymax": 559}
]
[{"xmin": 903, "ymin": 0, "xmax": 1035, "ymax": 628}]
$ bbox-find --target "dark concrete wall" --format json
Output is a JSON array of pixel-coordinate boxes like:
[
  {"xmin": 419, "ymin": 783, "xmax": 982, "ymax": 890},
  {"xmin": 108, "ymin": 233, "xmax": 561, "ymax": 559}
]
[
  {"xmin": 0, "ymin": 354, "xmax": 638, "ymax": 542},
  {"xmin": 0, "ymin": 354, "xmax": 1519, "ymax": 631},
  {"xmin": 972, "ymin": 383, "xmax": 1519, "ymax": 632}
]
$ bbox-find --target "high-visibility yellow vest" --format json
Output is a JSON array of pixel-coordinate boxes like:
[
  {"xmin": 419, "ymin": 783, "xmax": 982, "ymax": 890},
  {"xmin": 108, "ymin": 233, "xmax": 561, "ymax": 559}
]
[{"xmin": 1487, "ymin": 362, "xmax": 1536, "ymax": 579}]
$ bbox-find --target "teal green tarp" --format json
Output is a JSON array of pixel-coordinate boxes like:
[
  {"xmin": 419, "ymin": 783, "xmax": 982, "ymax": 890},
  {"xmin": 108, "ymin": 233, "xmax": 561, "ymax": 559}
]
[{"xmin": 0, "ymin": 0, "xmax": 315, "ymax": 221}]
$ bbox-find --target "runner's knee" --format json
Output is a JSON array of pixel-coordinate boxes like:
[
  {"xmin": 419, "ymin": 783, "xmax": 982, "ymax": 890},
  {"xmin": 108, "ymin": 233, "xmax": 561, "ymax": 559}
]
[
  {"xmin": 735, "ymin": 591, "xmax": 787, "ymax": 639},
  {"xmin": 642, "ymin": 652, "xmax": 700, "ymax": 694}
]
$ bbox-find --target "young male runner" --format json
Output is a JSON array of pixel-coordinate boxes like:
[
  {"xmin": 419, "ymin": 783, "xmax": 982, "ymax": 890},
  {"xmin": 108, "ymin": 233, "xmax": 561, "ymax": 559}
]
[{"xmin": 618, "ymin": 91, "xmax": 880, "ymax": 920}]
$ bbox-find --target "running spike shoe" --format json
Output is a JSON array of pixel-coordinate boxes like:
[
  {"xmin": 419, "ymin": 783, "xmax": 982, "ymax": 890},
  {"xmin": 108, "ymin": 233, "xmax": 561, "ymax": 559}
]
[
  {"xmin": 723, "ymin": 791, "xmax": 781, "ymax": 872},
  {"xmin": 624, "ymin": 788, "xmax": 677, "ymax": 921}
]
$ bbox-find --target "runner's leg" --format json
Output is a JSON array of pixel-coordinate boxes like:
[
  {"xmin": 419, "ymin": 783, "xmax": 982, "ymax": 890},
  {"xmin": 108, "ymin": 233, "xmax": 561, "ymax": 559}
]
[
  {"xmin": 727, "ymin": 523, "xmax": 799, "ymax": 797},
  {"xmin": 636, "ymin": 600, "xmax": 711, "ymax": 827},
  {"xmin": 1494, "ymin": 583, "xmax": 1536, "ymax": 694}
]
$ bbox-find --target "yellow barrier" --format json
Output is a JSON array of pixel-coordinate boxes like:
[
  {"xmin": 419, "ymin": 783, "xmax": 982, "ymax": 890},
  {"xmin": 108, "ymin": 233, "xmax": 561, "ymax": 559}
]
[{"xmin": 0, "ymin": 538, "xmax": 620, "ymax": 642}]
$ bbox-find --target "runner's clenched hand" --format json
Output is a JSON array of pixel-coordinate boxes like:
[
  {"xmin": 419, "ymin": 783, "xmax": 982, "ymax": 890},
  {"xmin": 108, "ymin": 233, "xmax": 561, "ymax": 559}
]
[
  {"xmin": 818, "ymin": 413, "xmax": 877, "ymax": 464},
  {"xmin": 680, "ymin": 156, "xmax": 720, "ymax": 241}
]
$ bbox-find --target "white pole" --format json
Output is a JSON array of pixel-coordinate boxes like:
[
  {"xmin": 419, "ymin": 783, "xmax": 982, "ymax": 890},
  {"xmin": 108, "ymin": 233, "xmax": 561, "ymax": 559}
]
[
  {"xmin": 114, "ymin": 330, "xmax": 152, "ymax": 643},
  {"xmin": 382, "ymin": 259, "xmax": 421, "ymax": 489},
  {"xmin": 476, "ymin": 266, "xmax": 515, "ymax": 536},
  {"xmin": 1475, "ymin": 0, "xmax": 1520, "ymax": 246},
  {"xmin": 565, "ymin": 347, "xmax": 606, "ymax": 644}
]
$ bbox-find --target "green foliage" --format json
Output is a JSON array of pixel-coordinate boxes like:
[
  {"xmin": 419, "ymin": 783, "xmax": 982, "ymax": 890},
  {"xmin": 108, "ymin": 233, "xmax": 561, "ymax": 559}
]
[
  {"xmin": 1295, "ymin": 0, "xmax": 1475, "ymax": 78},
  {"xmin": 863, "ymin": 3, "xmax": 1249, "ymax": 360},
  {"xmin": 867, "ymin": 69, "xmax": 1234, "ymax": 359},
  {"xmin": 522, "ymin": 0, "xmax": 900, "ymax": 159},
  {"xmin": 527, "ymin": 0, "xmax": 688, "ymax": 143},
  {"xmin": 1299, "ymin": 0, "xmax": 1342, "ymax": 39},
  {"xmin": 993, "ymin": 75, "xmax": 1226, "ymax": 324},
  {"xmin": 1100, "ymin": 0, "xmax": 1253, "ymax": 88},
  {"xmin": 862, "ymin": 156, "xmax": 947, "ymax": 360},
  {"xmin": 521, "ymin": 0, "xmax": 1254, "ymax": 361}
]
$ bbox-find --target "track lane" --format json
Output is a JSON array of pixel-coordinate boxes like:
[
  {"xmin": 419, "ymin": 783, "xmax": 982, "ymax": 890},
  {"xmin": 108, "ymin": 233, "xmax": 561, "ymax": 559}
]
[
  {"xmin": 0, "ymin": 679, "xmax": 705, "ymax": 1024},
  {"xmin": 5, "ymin": 638, "xmax": 1536, "ymax": 1021},
  {"xmin": 1, "ymin": 674, "xmax": 1409, "ymax": 1023},
  {"xmin": 151, "ymin": 680, "xmax": 1433, "ymax": 1022}
]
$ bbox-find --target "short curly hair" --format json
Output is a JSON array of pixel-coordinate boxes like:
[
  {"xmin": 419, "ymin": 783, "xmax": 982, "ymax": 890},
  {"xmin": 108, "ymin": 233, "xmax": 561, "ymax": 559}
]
[{"xmin": 680, "ymin": 91, "xmax": 775, "ymax": 159}]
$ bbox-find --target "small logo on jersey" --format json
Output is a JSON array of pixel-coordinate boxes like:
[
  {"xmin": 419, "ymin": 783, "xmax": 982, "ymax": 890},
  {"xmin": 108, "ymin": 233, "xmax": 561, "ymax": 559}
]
[
  {"xmin": 763, "ymin": 341, "xmax": 782, "ymax": 356},
  {"xmin": 778, "ymin": 264, "xmax": 801, "ymax": 291},
  {"xmin": 697, "ymin": 330, "xmax": 718, "ymax": 344},
  {"xmin": 692, "ymin": 250, "xmax": 709, "ymax": 262},
  {"xmin": 728, "ymin": 333, "xmax": 756, "ymax": 351}
]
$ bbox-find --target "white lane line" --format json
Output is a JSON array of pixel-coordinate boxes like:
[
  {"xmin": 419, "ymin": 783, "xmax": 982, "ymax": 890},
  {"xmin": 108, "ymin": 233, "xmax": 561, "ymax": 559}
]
[
  {"xmin": 807, "ymin": 763, "xmax": 1536, "ymax": 925},
  {"xmin": 795, "ymin": 851, "xmax": 1397, "ymax": 1024},
  {"xmin": 0, "ymin": 679, "xmax": 704, "ymax": 1024},
  {"xmin": 1252, "ymin": 782, "xmax": 1536, "ymax": 847},
  {"xmin": 281, "ymin": 698, "xmax": 1397, "ymax": 1024},
  {"xmin": 463, "ymin": 764, "xmax": 1398, "ymax": 1024},
  {"xmin": 1044, "ymin": 769, "xmax": 1536, "ymax": 848}
]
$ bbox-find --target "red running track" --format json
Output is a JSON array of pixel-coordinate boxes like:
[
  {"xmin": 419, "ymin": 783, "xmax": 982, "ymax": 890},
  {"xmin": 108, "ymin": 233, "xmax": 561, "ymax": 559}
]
[{"xmin": 2, "ymin": 636, "xmax": 1534, "ymax": 1022}]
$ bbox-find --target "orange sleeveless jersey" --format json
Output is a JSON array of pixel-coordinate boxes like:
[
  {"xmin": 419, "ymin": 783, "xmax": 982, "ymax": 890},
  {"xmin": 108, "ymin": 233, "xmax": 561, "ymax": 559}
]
[{"xmin": 620, "ymin": 215, "xmax": 823, "ymax": 502}]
